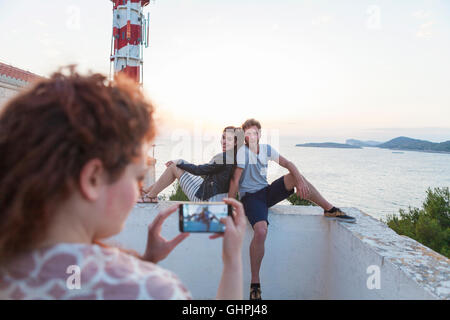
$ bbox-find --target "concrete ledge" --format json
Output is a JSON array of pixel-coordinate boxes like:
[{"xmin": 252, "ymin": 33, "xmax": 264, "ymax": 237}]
[
  {"xmin": 0, "ymin": 76, "xmax": 28, "ymax": 89},
  {"xmin": 336, "ymin": 207, "xmax": 450, "ymax": 299},
  {"xmin": 108, "ymin": 202, "xmax": 450, "ymax": 300}
]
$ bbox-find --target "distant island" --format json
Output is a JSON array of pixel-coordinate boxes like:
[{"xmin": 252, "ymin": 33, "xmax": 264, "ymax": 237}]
[
  {"xmin": 377, "ymin": 137, "xmax": 450, "ymax": 153},
  {"xmin": 296, "ymin": 137, "xmax": 450, "ymax": 153},
  {"xmin": 295, "ymin": 142, "xmax": 361, "ymax": 149}
]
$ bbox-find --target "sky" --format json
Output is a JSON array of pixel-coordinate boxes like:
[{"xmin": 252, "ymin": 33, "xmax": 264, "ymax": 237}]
[{"xmin": 1, "ymin": 0, "xmax": 449, "ymax": 142}]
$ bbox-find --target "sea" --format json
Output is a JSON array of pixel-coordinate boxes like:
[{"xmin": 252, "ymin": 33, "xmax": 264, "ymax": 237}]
[{"xmin": 150, "ymin": 135, "xmax": 450, "ymax": 221}]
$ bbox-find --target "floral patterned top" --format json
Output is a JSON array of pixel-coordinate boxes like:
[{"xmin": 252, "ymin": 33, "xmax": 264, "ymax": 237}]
[{"xmin": 0, "ymin": 243, "xmax": 192, "ymax": 300}]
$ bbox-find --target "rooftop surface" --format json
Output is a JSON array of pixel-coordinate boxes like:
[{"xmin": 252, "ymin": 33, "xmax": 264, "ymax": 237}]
[
  {"xmin": 109, "ymin": 202, "xmax": 450, "ymax": 300},
  {"xmin": 0, "ymin": 62, "xmax": 42, "ymax": 87}
]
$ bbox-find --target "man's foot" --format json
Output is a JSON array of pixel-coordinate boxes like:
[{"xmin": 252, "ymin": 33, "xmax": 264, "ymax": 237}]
[
  {"xmin": 250, "ymin": 283, "xmax": 262, "ymax": 300},
  {"xmin": 324, "ymin": 207, "xmax": 356, "ymax": 223}
]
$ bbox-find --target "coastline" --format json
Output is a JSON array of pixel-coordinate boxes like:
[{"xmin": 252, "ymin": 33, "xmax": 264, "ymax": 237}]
[
  {"xmin": 295, "ymin": 145, "xmax": 450, "ymax": 155},
  {"xmin": 295, "ymin": 144, "xmax": 361, "ymax": 149},
  {"xmin": 377, "ymin": 147, "xmax": 450, "ymax": 155}
]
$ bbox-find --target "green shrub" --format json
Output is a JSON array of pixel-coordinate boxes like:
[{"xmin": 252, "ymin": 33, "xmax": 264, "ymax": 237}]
[
  {"xmin": 169, "ymin": 182, "xmax": 189, "ymax": 201},
  {"xmin": 385, "ymin": 187, "xmax": 450, "ymax": 258},
  {"xmin": 287, "ymin": 193, "xmax": 317, "ymax": 206}
]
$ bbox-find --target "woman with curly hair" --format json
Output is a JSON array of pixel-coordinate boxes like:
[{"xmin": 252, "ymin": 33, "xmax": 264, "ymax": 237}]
[{"xmin": 0, "ymin": 68, "xmax": 246, "ymax": 300}]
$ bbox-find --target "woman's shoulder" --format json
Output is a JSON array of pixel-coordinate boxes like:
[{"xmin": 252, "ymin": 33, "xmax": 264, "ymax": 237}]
[
  {"xmin": 98, "ymin": 245, "xmax": 193, "ymax": 300},
  {"xmin": 89, "ymin": 245, "xmax": 192, "ymax": 300},
  {"xmin": 0, "ymin": 243, "xmax": 192, "ymax": 300},
  {"xmin": 211, "ymin": 152, "xmax": 225, "ymax": 162}
]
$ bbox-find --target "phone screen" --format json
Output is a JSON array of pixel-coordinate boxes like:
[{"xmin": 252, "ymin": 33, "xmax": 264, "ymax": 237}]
[{"xmin": 179, "ymin": 202, "xmax": 231, "ymax": 233}]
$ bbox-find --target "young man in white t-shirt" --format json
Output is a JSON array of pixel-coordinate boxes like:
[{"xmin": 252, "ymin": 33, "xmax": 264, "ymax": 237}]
[{"xmin": 228, "ymin": 118, "xmax": 355, "ymax": 300}]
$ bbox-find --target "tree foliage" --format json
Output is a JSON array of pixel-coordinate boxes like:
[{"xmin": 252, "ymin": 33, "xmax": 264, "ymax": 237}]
[
  {"xmin": 169, "ymin": 182, "xmax": 189, "ymax": 201},
  {"xmin": 385, "ymin": 187, "xmax": 450, "ymax": 258},
  {"xmin": 287, "ymin": 193, "xmax": 317, "ymax": 206}
]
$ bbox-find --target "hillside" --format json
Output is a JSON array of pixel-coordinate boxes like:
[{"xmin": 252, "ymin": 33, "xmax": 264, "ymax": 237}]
[
  {"xmin": 346, "ymin": 139, "xmax": 382, "ymax": 147},
  {"xmin": 377, "ymin": 137, "xmax": 450, "ymax": 153}
]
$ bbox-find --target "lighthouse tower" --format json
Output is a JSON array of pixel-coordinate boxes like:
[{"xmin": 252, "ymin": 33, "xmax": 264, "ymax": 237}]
[
  {"xmin": 110, "ymin": 0, "xmax": 150, "ymax": 84},
  {"xmin": 110, "ymin": 0, "xmax": 156, "ymax": 191}
]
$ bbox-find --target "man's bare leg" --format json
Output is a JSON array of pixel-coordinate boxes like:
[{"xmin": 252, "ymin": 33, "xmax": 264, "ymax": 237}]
[
  {"xmin": 283, "ymin": 174, "xmax": 333, "ymax": 211},
  {"xmin": 250, "ymin": 221, "xmax": 268, "ymax": 284},
  {"xmin": 147, "ymin": 163, "xmax": 185, "ymax": 198}
]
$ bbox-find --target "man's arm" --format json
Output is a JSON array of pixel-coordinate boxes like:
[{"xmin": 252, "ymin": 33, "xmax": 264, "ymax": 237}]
[
  {"xmin": 277, "ymin": 155, "xmax": 310, "ymax": 199},
  {"xmin": 277, "ymin": 155, "xmax": 302, "ymax": 181},
  {"xmin": 228, "ymin": 167, "xmax": 243, "ymax": 199}
]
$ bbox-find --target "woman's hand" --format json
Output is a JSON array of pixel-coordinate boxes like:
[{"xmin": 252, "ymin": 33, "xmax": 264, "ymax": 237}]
[
  {"xmin": 209, "ymin": 198, "xmax": 246, "ymax": 266},
  {"xmin": 165, "ymin": 160, "xmax": 174, "ymax": 167},
  {"xmin": 142, "ymin": 204, "xmax": 190, "ymax": 264},
  {"xmin": 166, "ymin": 159, "xmax": 183, "ymax": 168},
  {"xmin": 211, "ymin": 198, "xmax": 246, "ymax": 300}
]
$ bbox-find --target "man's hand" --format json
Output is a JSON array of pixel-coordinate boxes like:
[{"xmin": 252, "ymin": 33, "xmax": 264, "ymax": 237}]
[
  {"xmin": 142, "ymin": 204, "xmax": 190, "ymax": 264},
  {"xmin": 278, "ymin": 155, "xmax": 310, "ymax": 200},
  {"xmin": 295, "ymin": 175, "xmax": 310, "ymax": 200}
]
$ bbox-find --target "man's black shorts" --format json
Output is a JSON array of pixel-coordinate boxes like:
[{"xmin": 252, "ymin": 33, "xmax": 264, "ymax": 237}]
[{"xmin": 240, "ymin": 176, "xmax": 295, "ymax": 228}]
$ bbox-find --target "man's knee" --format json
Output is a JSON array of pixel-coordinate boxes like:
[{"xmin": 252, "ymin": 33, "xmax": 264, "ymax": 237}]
[{"xmin": 253, "ymin": 222, "xmax": 268, "ymax": 241}]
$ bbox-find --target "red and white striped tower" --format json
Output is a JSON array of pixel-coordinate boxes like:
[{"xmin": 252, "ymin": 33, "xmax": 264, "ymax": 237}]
[{"xmin": 110, "ymin": 0, "xmax": 150, "ymax": 84}]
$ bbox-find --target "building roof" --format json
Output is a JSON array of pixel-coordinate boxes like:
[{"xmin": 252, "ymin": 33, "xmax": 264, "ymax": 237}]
[{"xmin": 0, "ymin": 62, "xmax": 42, "ymax": 83}]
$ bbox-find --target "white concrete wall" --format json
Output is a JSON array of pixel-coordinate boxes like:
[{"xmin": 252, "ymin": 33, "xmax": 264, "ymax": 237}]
[
  {"xmin": 327, "ymin": 215, "xmax": 436, "ymax": 299},
  {"xmin": 0, "ymin": 81, "xmax": 21, "ymax": 111},
  {"xmin": 108, "ymin": 202, "xmax": 450, "ymax": 300},
  {"xmin": 244, "ymin": 212, "xmax": 331, "ymax": 299},
  {"xmin": 329, "ymin": 208, "xmax": 449, "ymax": 299}
]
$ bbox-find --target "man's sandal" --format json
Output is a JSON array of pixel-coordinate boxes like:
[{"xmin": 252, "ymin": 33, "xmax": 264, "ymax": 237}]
[
  {"xmin": 250, "ymin": 284, "xmax": 262, "ymax": 300},
  {"xmin": 324, "ymin": 207, "xmax": 356, "ymax": 223}
]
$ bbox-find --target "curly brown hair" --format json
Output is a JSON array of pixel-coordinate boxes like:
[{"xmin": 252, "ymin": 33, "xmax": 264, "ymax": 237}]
[
  {"xmin": 241, "ymin": 118, "xmax": 261, "ymax": 132},
  {"xmin": 0, "ymin": 67, "xmax": 156, "ymax": 262}
]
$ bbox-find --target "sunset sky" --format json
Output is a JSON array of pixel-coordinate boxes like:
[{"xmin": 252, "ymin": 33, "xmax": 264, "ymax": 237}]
[{"xmin": 1, "ymin": 0, "xmax": 449, "ymax": 142}]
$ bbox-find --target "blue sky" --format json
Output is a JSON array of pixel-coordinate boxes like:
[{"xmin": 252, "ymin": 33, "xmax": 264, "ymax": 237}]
[{"xmin": 1, "ymin": 0, "xmax": 449, "ymax": 142}]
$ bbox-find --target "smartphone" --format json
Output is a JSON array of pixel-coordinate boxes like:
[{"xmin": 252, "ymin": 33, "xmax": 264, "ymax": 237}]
[{"xmin": 179, "ymin": 202, "xmax": 232, "ymax": 233}]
